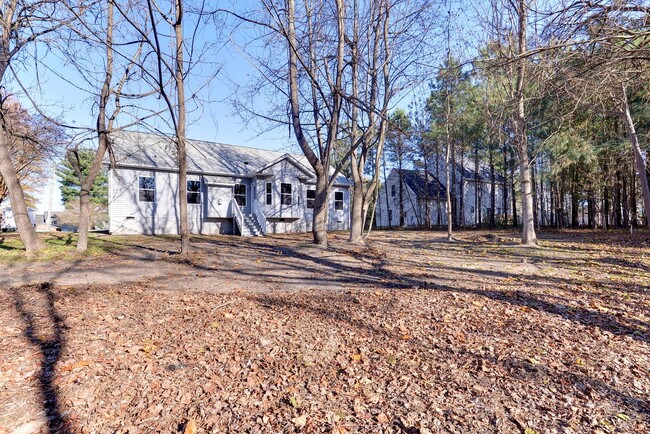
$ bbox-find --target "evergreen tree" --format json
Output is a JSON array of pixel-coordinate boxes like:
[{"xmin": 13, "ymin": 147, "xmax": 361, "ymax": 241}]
[{"xmin": 57, "ymin": 149, "xmax": 108, "ymax": 207}]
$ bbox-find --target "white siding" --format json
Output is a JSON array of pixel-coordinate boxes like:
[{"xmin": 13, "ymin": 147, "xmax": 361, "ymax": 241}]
[
  {"xmin": 108, "ymin": 161, "xmax": 351, "ymax": 236},
  {"xmin": 375, "ymin": 170, "xmax": 447, "ymax": 228}
]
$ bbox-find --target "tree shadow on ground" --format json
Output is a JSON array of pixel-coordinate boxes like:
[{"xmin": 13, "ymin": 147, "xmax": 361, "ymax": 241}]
[
  {"xmin": 11, "ymin": 283, "xmax": 70, "ymax": 433},
  {"xmin": 248, "ymin": 291, "xmax": 650, "ymax": 424},
  {"xmin": 214, "ymin": 239, "xmax": 650, "ymax": 346}
]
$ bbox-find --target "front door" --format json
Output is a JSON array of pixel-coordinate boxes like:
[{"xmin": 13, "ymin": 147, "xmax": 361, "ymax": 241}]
[{"xmin": 234, "ymin": 184, "xmax": 249, "ymax": 214}]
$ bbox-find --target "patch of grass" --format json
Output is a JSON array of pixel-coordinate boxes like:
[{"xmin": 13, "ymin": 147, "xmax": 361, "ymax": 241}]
[{"xmin": 0, "ymin": 232, "xmax": 130, "ymax": 263}]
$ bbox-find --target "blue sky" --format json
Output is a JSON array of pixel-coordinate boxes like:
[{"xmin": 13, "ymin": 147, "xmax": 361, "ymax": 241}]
[{"xmin": 14, "ymin": 0, "xmax": 475, "ymax": 213}]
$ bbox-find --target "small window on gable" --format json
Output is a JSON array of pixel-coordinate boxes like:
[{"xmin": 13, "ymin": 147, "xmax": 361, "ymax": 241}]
[
  {"xmin": 187, "ymin": 180, "xmax": 201, "ymax": 204},
  {"xmin": 234, "ymin": 184, "xmax": 247, "ymax": 207},
  {"xmin": 281, "ymin": 183, "xmax": 292, "ymax": 205},
  {"xmin": 139, "ymin": 176, "xmax": 155, "ymax": 202},
  {"xmin": 391, "ymin": 184, "xmax": 396, "ymax": 197},
  {"xmin": 306, "ymin": 189, "xmax": 315, "ymax": 209},
  {"xmin": 334, "ymin": 191, "xmax": 344, "ymax": 210},
  {"xmin": 266, "ymin": 182, "xmax": 272, "ymax": 205}
]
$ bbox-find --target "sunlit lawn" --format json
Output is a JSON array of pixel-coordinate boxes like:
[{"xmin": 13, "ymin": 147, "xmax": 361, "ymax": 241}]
[{"xmin": 0, "ymin": 232, "xmax": 137, "ymax": 262}]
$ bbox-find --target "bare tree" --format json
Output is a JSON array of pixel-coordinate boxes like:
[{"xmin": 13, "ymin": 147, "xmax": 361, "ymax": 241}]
[
  {"xmin": 114, "ymin": 0, "xmax": 214, "ymax": 255},
  {"xmin": 0, "ymin": 1, "xmax": 83, "ymax": 251},
  {"xmin": 346, "ymin": 0, "xmax": 435, "ymax": 243},
  {"xmin": 226, "ymin": 0, "xmax": 350, "ymax": 247},
  {"xmin": 64, "ymin": 0, "xmax": 144, "ymax": 252}
]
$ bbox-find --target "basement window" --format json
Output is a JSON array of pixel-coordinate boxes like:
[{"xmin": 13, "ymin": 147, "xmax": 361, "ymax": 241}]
[{"xmin": 138, "ymin": 176, "xmax": 155, "ymax": 202}]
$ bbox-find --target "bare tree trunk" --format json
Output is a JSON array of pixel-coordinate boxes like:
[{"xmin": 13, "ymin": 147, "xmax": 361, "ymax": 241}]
[
  {"xmin": 0, "ymin": 130, "xmax": 42, "ymax": 251},
  {"xmin": 621, "ymin": 88, "xmax": 650, "ymax": 228},
  {"xmin": 514, "ymin": 0, "xmax": 536, "ymax": 245},
  {"xmin": 502, "ymin": 142, "xmax": 508, "ymax": 225},
  {"xmin": 349, "ymin": 152, "xmax": 364, "ymax": 242},
  {"xmin": 313, "ymin": 175, "xmax": 329, "ymax": 245},
  {"xmin": 445, "ymin": 78, "xmax": 453, "ymax": 241},
  {"xmin": 174, "ymin": 0, "xmax": 189, "ymax": 255},
  {"xmin": 489, "ymin": 145, "xmax": 496, "ymax": 228},
  {"xmin": 511, "ymin": 153, "xmax": 518, "ymax": 227},
  {"xmin": 77, "ymin": 0, "xmax": 115, "ymax": 252},
  {"xmin": 382, "ymin": 149, "xmax": 391, "ymax": 226}
]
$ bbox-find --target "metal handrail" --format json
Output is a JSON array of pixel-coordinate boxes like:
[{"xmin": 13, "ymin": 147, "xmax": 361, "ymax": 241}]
[
  {"xmin": 251, "ymin": 199, "xmax": 267, "ymax": 235},
  {"xmin": 230, "ymin": 199, "xmax": 245, "ymax": 237}
]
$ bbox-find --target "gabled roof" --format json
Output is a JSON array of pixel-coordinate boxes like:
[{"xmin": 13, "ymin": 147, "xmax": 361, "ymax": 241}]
[
  {"xmin": 394, "ymin": 169, "xmax": 447, "ymax": 198},
  {"xmin": 108, "ymin": 130, "xmax": 350, "ymax": 185},
  {"xmin": 256, "ymin": 153, "xmax": 314, "ymax": 178}
]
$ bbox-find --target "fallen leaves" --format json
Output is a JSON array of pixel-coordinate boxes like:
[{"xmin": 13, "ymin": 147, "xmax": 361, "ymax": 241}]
[
  {"xmin": 1, "ymin": 230, "xmax": 649, "ymax": 433},
  {"xmin": 291, "ymin": 414, "xmax": 307, "ymax": 428}
]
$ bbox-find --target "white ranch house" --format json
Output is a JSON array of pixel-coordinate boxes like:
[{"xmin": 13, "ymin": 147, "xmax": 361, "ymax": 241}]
[{"xmin": 106, "ymin": 131, "xmax": 351, "ymax": 236}]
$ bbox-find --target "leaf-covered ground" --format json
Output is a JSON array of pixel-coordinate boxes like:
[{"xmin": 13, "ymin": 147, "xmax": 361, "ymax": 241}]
[{"xmin": 1, "ymin": 230, "xmax": 649, "ymax": 433}]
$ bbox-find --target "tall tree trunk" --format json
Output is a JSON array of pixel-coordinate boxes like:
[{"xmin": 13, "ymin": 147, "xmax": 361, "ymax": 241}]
[
  {"xmin": 77, "ymin": 0, "xmax": 115, "ymax": 252},
  {"xmin": 382, "ymin": 149, "xmax": 391, "ymax": 226},
  {"xmin": 622, "ymin": 169, "xmax": 629, "ymax": 227},
  {"xmin": 511, "ymin": 154, "xmax": 518, "ymax": 228},
  {"xmin": 614, "ymin": 170, "xmax": 622, "ymax": 228},
  {"xmin": 631, "ymin": 164, "xmax": 638, "ymax": 228},
  {"xmin": 349, "ymin": 153, "xmax": 364, "ymax": 243},
  {"xmin": 502, "ymin": 142, "xmax": 508, "ymax": 225},
  {"xmin": 313, "ymin": 175, "xmax": 329, "ymax": 245},
  {"xmin": 537, "ymin": 155, "xmax": 547, "ymax": 227},
  {"xmin": 424, "ymin": 159, "xmax": 431, "ymax": 228},
  {"xmin": 513, "ymin": 0, "xmax": 536, "ymax": 244},
  {"xmin": 0, "ymin": 130, "xmax": 42, "ymax": 251},
  {"xmin": 489, "ymin": 145, "xmax": 496, "ymax": 228},
  {"xmin": 621, "ymin": 88, "xmax": 650, "ymax": 229},
  {"xmin": 174, "ymin": 0, "xmax": 189, "ymax": 254},
  {"xmin": 445, "ymin": 61, "xmax": 453, "ymax": 241},
  {"xmin": 588, "ymin": 190, "xmax": 596, "ymax": 229},
  {"xmin": 398, "ymin": 156, "xmax": 405, "ymax": 227},
  {"xmin": 549, "ymin": 180, "xmax": 555, "ymax": 227},
  {"xmin": 532, "ymin": 158, "xmax": 538, "ymax": 228},
  {"xmin": 474, "ymin": 147, "xmax": 480, "ymax": 227}
]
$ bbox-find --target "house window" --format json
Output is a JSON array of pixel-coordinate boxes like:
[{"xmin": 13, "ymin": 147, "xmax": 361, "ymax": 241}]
[
  {"xmin": 139, "ymin": 176, "xmax": 155, "ymax": 202},
  {"xmin": 187, "ymin": 180, "xmax": 201, "ymax": 204},
  {"xmin": 266, "ymin": 182, "xmax": 272, "ymax": 205},
  {"xmin": 306, "ymin": 189, "xmax": 315, "ymax": 209},
  {"xmin": 470, "ymin": 206, "xmax": 475, "ymax": 214},
  {"xmin": 334, "ymin": 191, "xmax": 343, "ymax": 210},
  {"xmin": 234, "ymin": 184, "xmax": 246, "ymax": 207},
  {"xmin": 281, "ymin": 183, "xmax": 292, "ymax": 205},
  {"xmin": 391, "ymin": 184, "xmax": 396, "ymax": 197}
]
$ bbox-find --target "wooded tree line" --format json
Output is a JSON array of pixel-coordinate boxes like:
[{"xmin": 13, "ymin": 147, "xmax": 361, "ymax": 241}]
[{"xmin": 0, "ymin": 0, "xmax": 648, "ymax": 254}]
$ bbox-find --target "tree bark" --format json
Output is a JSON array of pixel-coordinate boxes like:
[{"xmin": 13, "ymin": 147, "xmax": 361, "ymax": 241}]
[
  {"xmin": 174, "ymin": 0, "xmax": 189, "ymax": 255},
  {"xmin": 77, "ymin": 0, "xmax": 115, "ymax": 252},
  {"xmin": 349, "ymin": 152, "xmax": 364, "ymax": 243},
  {"xmin": 621, "ymin": 88, "xmax": 650, "ymax": 229},
  {"xmin": 0, "ymin": 129, "xmax": 42, "ymax": 251},
  {"xmin": 513, "ymin": 0, "xmax": 536, "ymax": 245}
]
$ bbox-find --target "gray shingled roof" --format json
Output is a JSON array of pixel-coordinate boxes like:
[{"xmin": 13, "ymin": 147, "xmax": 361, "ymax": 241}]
[
  {"xmin": 395, "ymin": 169, "xmax": 447, "ymax": 198},
  {"xmin": 108, "ymin": 130, "xmax": 350, "ymax": 185}
]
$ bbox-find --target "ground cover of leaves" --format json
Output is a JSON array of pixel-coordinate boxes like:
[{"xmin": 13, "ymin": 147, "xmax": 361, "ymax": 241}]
[{"xmin": 1, "ymin": 229, "xmax": 649, "ymax": 433}]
